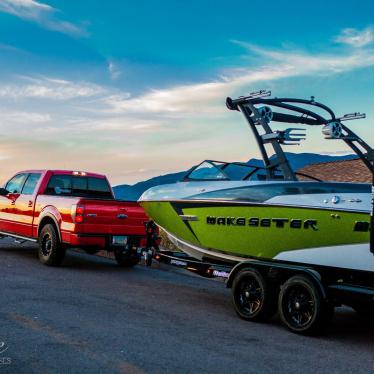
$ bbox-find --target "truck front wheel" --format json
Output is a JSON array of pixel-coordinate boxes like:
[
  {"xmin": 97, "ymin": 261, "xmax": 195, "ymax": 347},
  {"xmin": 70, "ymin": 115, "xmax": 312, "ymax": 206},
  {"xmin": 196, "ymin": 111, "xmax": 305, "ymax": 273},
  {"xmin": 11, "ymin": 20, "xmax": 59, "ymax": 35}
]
[{"xmin": 38, "ymin": 224, "xmax": 66, "ymax": 266}]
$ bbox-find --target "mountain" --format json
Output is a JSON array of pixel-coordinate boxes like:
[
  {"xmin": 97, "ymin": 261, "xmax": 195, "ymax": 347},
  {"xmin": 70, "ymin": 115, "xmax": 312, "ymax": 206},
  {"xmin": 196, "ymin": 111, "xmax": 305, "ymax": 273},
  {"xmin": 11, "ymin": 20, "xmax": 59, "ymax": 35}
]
[
  {"xmin": 113, "ymin": 171, "xmax": 187, "ymax": 201},
  {"xmin": 266, "ymin": 152, "xmax": 357, "ymax": 171},
  {"xmin": 113, "ymin": 152, "xmax": 357, "ymax": 201}
]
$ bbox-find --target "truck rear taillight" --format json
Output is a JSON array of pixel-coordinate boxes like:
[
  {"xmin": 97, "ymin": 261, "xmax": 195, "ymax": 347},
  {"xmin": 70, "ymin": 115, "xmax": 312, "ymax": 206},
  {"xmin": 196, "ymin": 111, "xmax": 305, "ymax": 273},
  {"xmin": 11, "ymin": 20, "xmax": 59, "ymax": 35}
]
[{"xmin": 71, "ymin": 204, "xmax": 85, "ymax": 223}]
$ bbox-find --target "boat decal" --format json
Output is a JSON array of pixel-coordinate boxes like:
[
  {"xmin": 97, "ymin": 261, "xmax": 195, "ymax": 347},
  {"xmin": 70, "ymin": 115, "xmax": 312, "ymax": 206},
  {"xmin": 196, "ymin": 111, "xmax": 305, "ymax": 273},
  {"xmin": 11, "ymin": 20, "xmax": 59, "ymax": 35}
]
[
  {"xmin": 206, "ymin": 216, "xmax": 319, "ymax": 231},
  {"xmin": 170, "ymin": 259, "xmax": 188, "ymax": 267},
  {"xmin": 212, "ymin": 270, "xmax": 230, "ymax": 278},
  {"xmin": 170, "ymin": 202, "xmax": 200, "ymax": 240},
  {"xmin": 179, "ymin": 215, "xmax": 199, "ymax": 222}
]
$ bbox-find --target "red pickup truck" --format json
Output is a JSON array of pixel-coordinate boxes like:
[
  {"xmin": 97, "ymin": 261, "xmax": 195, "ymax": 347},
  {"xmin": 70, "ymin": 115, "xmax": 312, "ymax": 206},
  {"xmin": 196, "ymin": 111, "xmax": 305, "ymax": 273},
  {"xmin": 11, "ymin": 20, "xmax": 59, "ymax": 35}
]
[{"xmin": 0, "ymin": 170, "xmax": 149, "ymax": 266}]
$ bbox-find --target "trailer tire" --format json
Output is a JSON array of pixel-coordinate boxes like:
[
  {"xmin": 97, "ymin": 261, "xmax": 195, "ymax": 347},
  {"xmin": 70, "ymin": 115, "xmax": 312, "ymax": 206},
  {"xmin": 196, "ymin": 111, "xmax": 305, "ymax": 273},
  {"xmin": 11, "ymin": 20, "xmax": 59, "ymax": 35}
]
[
  {"xmin": 114, "ymin": 248, "xmax": 139, "ymax": 267},
  {"xmin": 232, "ymin": 268, "xmax": 277, "ymax": 322},
  {"xmin": 38, "ymin": 224, "xmax": 66, "ymax": 266},
  {"xmin": 279, "ymin": 275, "xmax": 332, "ymax": 335}
]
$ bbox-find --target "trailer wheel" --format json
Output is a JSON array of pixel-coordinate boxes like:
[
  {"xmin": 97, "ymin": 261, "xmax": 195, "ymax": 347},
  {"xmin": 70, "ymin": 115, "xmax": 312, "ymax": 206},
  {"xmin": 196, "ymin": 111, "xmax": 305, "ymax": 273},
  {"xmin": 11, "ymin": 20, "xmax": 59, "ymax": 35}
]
[
  {"xmin": 279, "ymin": 275, "xmax": 332, "ymax": 335},
  {"xmin": 114, "ymin": 248, "xmax": 139, "ymax": 267},
  {"xmin": 38, "ymin": 224, "xmax": 66, "ymax": 266},
  {"xmin": 232, "ymin": 269, "xmax": 276, "ymax": 322}
]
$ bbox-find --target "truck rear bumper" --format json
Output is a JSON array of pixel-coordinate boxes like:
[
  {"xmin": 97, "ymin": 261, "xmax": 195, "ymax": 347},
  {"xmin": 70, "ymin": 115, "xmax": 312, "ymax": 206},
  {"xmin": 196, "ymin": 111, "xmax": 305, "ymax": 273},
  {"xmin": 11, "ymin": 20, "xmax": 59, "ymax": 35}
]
[
  {"xmin": 69, "ymin": 233, "xmax": 106, "ymax": 248},
  {"xmin": 63, "ymin": 232, "xmax": 147, "ymax": 249}
]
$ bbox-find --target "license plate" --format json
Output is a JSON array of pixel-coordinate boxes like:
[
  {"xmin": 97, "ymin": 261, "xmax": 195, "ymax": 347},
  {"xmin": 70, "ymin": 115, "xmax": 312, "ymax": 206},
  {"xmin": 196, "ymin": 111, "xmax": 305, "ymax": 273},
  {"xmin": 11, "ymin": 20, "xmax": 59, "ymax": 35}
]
[{"xmin": 112, "ymin": 236, "xmax": 128, "ymax": 246}]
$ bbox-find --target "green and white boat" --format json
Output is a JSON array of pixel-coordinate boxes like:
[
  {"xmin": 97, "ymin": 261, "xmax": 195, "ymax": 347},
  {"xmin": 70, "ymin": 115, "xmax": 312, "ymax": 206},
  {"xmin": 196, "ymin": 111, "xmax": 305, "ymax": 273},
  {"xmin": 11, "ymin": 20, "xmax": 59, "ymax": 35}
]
[{"xmin": 139, "ymin": 91, "xmax": 374, "ymax": 270}]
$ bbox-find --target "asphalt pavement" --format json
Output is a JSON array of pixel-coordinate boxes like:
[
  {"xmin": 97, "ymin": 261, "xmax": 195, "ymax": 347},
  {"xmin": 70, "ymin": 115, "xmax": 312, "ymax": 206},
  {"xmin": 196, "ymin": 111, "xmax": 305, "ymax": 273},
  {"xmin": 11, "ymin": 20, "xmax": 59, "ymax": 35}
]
[{"xmin": 0, "ymin": 239, "xmax": 373, "ymax": 374}]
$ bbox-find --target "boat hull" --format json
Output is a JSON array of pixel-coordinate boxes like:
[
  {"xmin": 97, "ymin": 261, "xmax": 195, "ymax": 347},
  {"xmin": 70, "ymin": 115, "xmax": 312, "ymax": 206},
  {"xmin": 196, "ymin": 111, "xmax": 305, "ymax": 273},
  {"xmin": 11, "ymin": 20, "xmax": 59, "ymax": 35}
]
[
  {"xmin": 140, "ymin": 200, "xmax": 370, "ymax": 261},
  {"xmin": 162, "ymin": 226, "xmax": 374, "ymax": 272}
]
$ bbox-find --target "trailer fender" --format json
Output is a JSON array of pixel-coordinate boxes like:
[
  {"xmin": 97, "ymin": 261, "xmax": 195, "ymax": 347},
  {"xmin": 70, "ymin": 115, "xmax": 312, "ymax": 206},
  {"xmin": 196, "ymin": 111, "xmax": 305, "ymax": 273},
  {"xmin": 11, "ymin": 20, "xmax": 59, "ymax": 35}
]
[{"xmin": 227, "ymin": 261, "xmax": 327, "ymax": 300}]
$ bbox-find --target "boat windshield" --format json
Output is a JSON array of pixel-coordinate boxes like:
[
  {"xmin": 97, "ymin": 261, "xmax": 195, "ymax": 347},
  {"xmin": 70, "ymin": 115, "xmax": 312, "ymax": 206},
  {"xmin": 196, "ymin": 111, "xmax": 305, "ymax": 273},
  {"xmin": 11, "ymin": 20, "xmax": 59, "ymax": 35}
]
[
  {"xmin": 183, "ymin": 160, "xmax": 271, "ymax": 181},
  {"xmin": 185, "ymin": 161, "xmax": 228, "ymax": 181},
  {"xmin": 183, "ymin": 160, "xmax": 325, "ymax": 182}
]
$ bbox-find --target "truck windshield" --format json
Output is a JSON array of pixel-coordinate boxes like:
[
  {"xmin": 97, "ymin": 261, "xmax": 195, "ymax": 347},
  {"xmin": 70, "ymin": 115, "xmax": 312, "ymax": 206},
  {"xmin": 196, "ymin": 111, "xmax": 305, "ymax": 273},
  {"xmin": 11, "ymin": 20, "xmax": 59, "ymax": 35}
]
[{"xmin": 45, "ymin": 175, "xmax": 113, "ymax": 199}]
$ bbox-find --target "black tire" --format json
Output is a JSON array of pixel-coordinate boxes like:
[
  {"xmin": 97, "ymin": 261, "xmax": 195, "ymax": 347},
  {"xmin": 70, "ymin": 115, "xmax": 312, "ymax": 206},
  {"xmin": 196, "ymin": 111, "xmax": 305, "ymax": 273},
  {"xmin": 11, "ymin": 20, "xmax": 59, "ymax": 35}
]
[
  {"xmin": 145, "ymin": 250, "xmax": 153, "ymax": 267},
  {"xmin": 278, "ymin": 275, "xmax": 333, "ymax": 335},
  {"xmin": 232, "ymin": 268, "xmax": 277, "ymax": 322},
  {"xmin": 38, "ymin": 224, "xmax": 66, "ymax": 266},
  {"xmin": 114, "ymin": 248, "xmax": 139, "ymax": 267}
]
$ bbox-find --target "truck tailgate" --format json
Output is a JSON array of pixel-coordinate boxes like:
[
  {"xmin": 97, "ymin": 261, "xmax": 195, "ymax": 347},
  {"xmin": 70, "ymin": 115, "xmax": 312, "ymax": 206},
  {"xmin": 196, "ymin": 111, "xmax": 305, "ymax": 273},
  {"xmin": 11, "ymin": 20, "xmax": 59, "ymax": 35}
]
[{"xmin": 78, "ymin": 200, "xmax": 148, "ymax": 236}]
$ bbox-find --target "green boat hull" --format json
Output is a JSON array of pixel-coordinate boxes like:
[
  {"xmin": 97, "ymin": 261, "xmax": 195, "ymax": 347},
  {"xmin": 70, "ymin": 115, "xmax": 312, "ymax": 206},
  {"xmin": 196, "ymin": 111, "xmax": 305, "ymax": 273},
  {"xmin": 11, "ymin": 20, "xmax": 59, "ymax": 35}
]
[{"xmin": 141, "ymin": 200, "xmax": 370, "ymax": 259}]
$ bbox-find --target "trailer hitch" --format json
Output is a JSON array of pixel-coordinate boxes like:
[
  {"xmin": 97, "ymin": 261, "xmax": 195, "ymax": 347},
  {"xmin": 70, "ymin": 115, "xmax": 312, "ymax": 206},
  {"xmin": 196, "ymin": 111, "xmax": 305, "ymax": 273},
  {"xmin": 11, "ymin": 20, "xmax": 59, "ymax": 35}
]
[{"xmin": 143, "ymin": 220, "xmax": 160, "ymax": 266}]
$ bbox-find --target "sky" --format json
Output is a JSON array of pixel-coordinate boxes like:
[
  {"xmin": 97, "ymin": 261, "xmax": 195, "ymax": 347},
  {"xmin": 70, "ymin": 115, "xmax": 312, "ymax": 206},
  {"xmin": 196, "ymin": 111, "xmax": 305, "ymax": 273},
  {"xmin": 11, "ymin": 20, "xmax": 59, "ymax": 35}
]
[{"xmin": 0, "ymin": 0, "xmax": 374, "ymax": 185}]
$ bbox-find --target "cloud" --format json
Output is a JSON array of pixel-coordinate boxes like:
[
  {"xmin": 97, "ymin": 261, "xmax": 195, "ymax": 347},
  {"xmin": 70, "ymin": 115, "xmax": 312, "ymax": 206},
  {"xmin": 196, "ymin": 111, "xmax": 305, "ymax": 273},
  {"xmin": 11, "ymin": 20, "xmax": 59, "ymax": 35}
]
[
  {"xmin": 0, "ymin": 109, "xmax": 51, "ymax": 124},
  {"xmin": 0, "ymin": 76, "xmax": 106, "ymax": 100},
  {"xmin": 1, "ymin": 28, "xmax": 374, "ymax": 184},
  {"xmin": 334, "ymin": 27, "xmax": 374, "ymax": 47},
  {"xmin": 0, "ymin": 0, "xmax": 52, "ymax": 16},
  {"xmin": 101, "ymin": 40, "xmax": 374, "ymax": 117},
  {"xmin": 232, "ymin": 40, "xmax": 374, "ymax": 72},
  {"xmin": 0, "ymin": 43, "xmax": 27, "ymax": 54},
  {"xmin": 108, "ymin": 61, "xmax": 122, "ymax": 80},
  {"xmin": 0, "ymin": 0, "xmax": 87, "ymax": 36},
  {"xmin": 3, "ymin": 29, "xmax": 373, "ymax": 114}
]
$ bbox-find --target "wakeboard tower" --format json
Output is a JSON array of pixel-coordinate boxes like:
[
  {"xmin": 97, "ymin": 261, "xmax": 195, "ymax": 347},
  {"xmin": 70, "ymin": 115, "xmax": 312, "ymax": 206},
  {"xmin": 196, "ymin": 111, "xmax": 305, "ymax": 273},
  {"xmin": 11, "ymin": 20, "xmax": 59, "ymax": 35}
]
[{"xmin": 139, "ymin": 90, "xmax": 374, "ymax": 271}]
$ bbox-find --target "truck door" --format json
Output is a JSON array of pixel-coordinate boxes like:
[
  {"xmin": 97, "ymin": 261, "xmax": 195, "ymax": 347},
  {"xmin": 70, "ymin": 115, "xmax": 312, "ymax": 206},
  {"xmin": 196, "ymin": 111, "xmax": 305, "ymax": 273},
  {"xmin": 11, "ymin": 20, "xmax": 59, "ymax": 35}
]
[
  {"xmin": 0, "ymin": 173, "xmax": 41, "ymax": 237},
  {"xmin": 0, "ymin": 173, "xmax": 28, "ymax": 234},
  {"xmin": 16, "ymin": 173, "xmax": 42, "ymax": 237}
]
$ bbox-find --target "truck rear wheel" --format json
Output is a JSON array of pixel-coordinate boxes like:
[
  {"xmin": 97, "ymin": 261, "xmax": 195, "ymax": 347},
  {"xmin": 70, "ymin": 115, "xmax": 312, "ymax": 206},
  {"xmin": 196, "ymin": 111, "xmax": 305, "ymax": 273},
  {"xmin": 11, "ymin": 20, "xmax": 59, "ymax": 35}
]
[
  {"xmin": 38, "ymin": 224, "xmax": 66, "ymax": 266},
  {"xmin": 114, "ymin": 248, "xmax": 139, "ymax": 267},
  {"xmin": 278, "ymin": 275, "xmax": 333, "ymax": 335},
  {"xmin": 232, "ymin": 268, "xmax": 277, "ymax": 322}
]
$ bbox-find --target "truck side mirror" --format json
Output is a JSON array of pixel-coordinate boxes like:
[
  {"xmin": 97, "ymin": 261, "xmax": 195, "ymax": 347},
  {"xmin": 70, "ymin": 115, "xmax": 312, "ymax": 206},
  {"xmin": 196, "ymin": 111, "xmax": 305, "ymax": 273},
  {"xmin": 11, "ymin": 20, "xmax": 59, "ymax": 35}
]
[{"xmin": 0, "ymin": 188, "xmax": 9, "ymax": 196}]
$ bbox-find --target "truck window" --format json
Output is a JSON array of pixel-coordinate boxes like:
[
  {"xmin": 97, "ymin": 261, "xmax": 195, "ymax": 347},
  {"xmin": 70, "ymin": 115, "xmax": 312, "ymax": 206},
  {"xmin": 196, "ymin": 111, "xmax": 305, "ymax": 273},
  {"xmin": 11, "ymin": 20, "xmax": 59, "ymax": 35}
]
[
  {"xmin": 87, "ymin": 177, "xmax": 112, "ymax": 196},
  {"xmin": 72, "ymin": 176, "xmax": 87, "ymax": 195},
  {"xmin": 45, "ymin": 175, "xmax": 113, "ymax": 199},
  {"xmin": 6, "ymin": 173, "xmax": 28, "ymax": 193},
  {"xmin": 45, "ymin": 175, "xmax": 72, "ymax": 195},
  {"xmin": 22, "ymin": 173, "xmax": 42, "ymax": 195}
]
